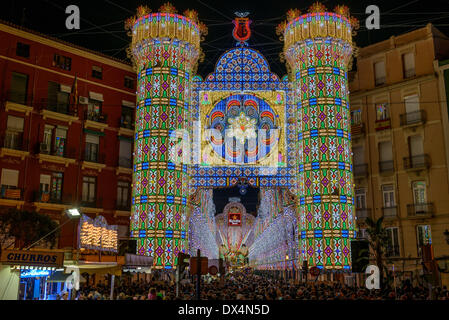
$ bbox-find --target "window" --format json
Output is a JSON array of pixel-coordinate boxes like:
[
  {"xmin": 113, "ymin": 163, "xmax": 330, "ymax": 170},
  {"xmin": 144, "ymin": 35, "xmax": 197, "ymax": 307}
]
[
  {"xmin": 404, "ymin": 95, "xmax": 420, "ymax": 124},
  {"xmin": 87, "ymin": 99, "xmax": 102, "ymax": 119},
  {"xmin": 402, "ymin": 52, "xmax": 415, "ymax": 78},
  {"xmin": 376, "ymin": 103, "xmax": 389, "ymax": 121},
  {"xmin": 47, "ymin": 81, "xmax": 70, "ymax": 114},
  {"xmin": 351, "ymin": 109, "xmax": 361, "ymax": 125},
  {"xmin": 353, "ymin": 146, "xmax": 365, "ymax": 165},
  {"xmin": 374, "ymin": 61, "xmax": 386, "ymax": 86},
  {"xmin": 117, "ymin": 181, "xmax": 130, "ymax": 209},
  {"xmin": 386, "ymin": 227, "xmax": 400, "ymax": 257},
  {"xmin": 10, "ymin": 72, "xmax": 28, "ymax": 104},
  {"xmin": 53, "ymin": 54, "xmax": 72, "ymax": 71},
  {"xmin": 121, "ymin": 106, "xmax": 134, "ymax": 128},
  {"xmin": 41, "ymin": 125, "xmax": 53, "ymax": 154},
  {"xmin": 85, "ymin": 134, "xmax": 99, "ymax": 162},
  {"xmin": 355, "ymin": 188, "xmax": 366, "ymax": 209},
  {"xmin": 5, "ymin": 116, "xmax": 24, "ymax": 150},
  {"xmin": 16, "ymin": 42, "xmax": 30, "ymax": 58},
  {"xmin": 124, "ymin": 76, "xmax": 134, "ymax": 89},
  {"xmin": 412, "ymin": 181, "xmax": 426, "ymax": 204},
  {"xmin": 40, "ymin": 173, "xmax": 63, "ymax": 201},
  {"xmin": 417, "ymin": 225, "xmax": 432, "ymax": 257},
  {"xmin": 82, "ymin": 176, "xmax": 96, "ymax": 203},
  {"xmin": 379, "ymin": 141, "xmax": 393, "ymax": 173},
  {"xmin": 39, "ymin": 174, "xmax": 51, "ymax": 198},
  {"xmin": 1, "ymin": 169, "xmax": 20, "ymax": 199},
  {"xmin": 119, "ymin": 140, "xmax": 132, "ymax": 168},
  {"xmin": 54, "ymin": 127, "xmax": 67, "ymax": 157},
  {"xmin": 1, "ymin": 169, "xmax": 19, "ymax": 189},
  {"xmin": 50, "ymin": 173, "xmax": 63, "ymax": 201},
  {"xmin": 409, "ymin": 135, "xmax": 424, "ymax": 157},
  {"xmin": 92, "ymin": 66, "xmax": 103, "ymax": 79},
  {"xmin": 382, "ymin": 185, "xmax": 395, "ymax": 208}
]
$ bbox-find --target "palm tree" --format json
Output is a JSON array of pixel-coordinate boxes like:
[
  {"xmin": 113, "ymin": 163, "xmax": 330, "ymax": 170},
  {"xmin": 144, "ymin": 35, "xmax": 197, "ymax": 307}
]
[{"xmin": 364, "ymin": 216, "xmax": 391, "ymax": 287}]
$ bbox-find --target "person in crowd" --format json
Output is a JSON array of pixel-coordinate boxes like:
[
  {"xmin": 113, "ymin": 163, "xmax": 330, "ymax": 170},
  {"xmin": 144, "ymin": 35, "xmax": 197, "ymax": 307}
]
[{"xmin": 75, "ymin": 270, "xmax": 449, "ymax": 301}]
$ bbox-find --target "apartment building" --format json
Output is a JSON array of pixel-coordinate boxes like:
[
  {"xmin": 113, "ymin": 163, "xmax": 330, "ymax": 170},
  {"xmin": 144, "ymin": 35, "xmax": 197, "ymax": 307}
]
[
  {"xmin": 349, "ymin": 24, "xmax": 449, "ymax": 285},
  {"xmin": 0, "ymin": 21, "xmax": 136, "ymax": 250}
]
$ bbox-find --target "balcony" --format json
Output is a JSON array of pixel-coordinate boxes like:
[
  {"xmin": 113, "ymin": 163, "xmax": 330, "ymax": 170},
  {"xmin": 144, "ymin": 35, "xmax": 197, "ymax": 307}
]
[
  {"xmin": 386, "ymin": 245, "xmax": 400, "ymax": 257},
  {"xmin": 382, "ymin": 206, "xmax": 397, "ymax": 219},
  {"xmin": 356, "ymin": 208, "xmax": 371, "ymax": 221},
  {"xmin": 379, "ymin": 160, "xmax": 394, "ymax": 175},
  {"xmin": 38, "ymin": 99, "xmax": 79, "ymax": 124},
  {"xmin": 33, "ymin": 191, "xmax": 71, "ymax": 212},
  {"xmin": 116, "ymin": 157, "xmax": 133, "ymax": 175},
  {"xmin": 351, "ymin": 123, "xmax": 365, "ymax": 137},
  {"xmin": 0, "ymin": 132, "xmax": 30, "ymax": 160},
  {"xmin": 354, "ymin": 163, "xmax": 369, "ymax": 178},
  {"xmin": 84, "ymin": 110, "xmax": 108, "ymax": 132},
  {"xmin": 118, "ymin": 157, "xmax": 132, "ymax": 168},
  {"xmin": 407, "ymin": 203, "xmax": 434, "ymax": 218},
  {"xmin": 115, "ymin": 200, "xmax": 131, "ymax": 216},
  {"xmin": 36, "ymin": 143, "xmax": 77, "ymax": 167},
  {"xmin": 5, "ymin": 91, "xmax": 33, "ymax": 115},
  {"xmin": 375, "ymin": 77, "xmax": 386, "ymax": 86},
  {"xmin": 81, "ymin": 152, "xmax": 106, "ymax": 172},
  {"xmin": 400, "ymin": 110, "xmax": 426, "ymax": 127},
  {"xmin": 404, "ymin": 68, "xmax": 416, "ymax": 79},
  {"xmin": 375, "ymin": 118, "xmax": 391, "ymax": 131},
  {"xmin": 118, "ymin": 117, "xmax": 135, "ymax": 137},
  {"xmin": 80, "ymin": 198, "xmax": 103, "ymax": 215},
  {"xmin": 403, "ymin": 154, "xmax": 431, "ymax": 171},
  {"xmin": 0, "ymin": 186, "xmax": 24, "ymax": 208}
]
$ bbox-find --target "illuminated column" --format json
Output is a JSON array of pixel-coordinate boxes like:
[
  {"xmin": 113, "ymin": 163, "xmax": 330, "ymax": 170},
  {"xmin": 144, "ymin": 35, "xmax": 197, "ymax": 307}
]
[
  {"xmin": 128, "ymin": 4, "xmax": 204, "ymax": 268},
  {"xmin": 282, "ymin": 4, "xmax": 358, "ymax": 270}
]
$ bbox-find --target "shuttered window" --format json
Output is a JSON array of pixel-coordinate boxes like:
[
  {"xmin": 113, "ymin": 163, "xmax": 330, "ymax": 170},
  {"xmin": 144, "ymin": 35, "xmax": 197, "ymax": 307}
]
[
  {"xmin": 379, "ymin": 141, "xmax": 393, "ymax": 162},
  {"xmin": 374, "ymin": 61, "xmax": 386, "ymax": 85},
  {"xmin": 1, "ymin": 169, "xmax": 19, "ymax": 187},
  {"xmin": 10, "ymin": 72, "xmax": 28, "ymax": 104},
  {"xmin": 403, "ymin": 52, "xmax": 415, "ymax": 78}
]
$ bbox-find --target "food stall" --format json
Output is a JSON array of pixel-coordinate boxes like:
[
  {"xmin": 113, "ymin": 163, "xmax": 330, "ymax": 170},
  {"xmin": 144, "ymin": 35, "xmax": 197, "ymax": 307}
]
[{"xmin": 0, "ymin": 249, "xmax": 65, "ymax": 300}]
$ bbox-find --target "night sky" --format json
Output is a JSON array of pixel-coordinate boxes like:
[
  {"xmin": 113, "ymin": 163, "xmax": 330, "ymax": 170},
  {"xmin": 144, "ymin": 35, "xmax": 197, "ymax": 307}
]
[{"xmin": 2, "ymin": 0, "xmax": 449, "ymax": 78}]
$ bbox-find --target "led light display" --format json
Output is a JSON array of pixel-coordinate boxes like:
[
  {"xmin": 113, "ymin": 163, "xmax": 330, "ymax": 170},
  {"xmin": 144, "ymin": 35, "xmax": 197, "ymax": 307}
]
[
  {"xmin": 128, "ymin": 4, "xmax": 205, "ymax": 268},
  {"xmin": 282, "ymin": 4, "xmax": 358, "ymax": 270}
]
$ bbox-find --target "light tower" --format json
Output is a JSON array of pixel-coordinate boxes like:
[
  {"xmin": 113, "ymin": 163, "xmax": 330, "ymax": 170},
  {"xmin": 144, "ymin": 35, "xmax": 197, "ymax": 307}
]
[
  {"xmin": 281, "ymin": 3, "xmax": 359, "ymax": 270},
  {"xmin": 127, "ymin": 4, "xmax": 206, "ymax": 268}
]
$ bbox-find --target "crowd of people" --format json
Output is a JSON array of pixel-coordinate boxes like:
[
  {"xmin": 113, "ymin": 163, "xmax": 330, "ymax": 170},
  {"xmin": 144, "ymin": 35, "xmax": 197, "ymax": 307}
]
[{"xmin": 67, "ymin": 270, "xmax": 449, "ymax": 300}]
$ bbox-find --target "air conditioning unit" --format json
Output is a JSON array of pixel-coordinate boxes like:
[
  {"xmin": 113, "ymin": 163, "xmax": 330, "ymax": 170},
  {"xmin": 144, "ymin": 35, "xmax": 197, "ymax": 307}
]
[{"xmin": 79, "ymin": 96, "xmax": 88, "ymax": 104}]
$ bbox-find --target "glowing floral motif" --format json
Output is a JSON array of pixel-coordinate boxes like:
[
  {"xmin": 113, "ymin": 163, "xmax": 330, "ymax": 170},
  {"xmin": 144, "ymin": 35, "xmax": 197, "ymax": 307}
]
[{"xmin": 227, "ymin": 112, "xmax": 257, "ymax": 144}]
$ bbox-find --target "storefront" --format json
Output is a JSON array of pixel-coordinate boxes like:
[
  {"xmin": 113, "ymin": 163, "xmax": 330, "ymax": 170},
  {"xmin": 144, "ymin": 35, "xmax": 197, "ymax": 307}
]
[
  {"xmin": 122, "ymin": 253, "xmax": 153, "ymax": 283},
  {"xmin": 0, "ymin": 249, "xmax": 65, "ymax": 300}
]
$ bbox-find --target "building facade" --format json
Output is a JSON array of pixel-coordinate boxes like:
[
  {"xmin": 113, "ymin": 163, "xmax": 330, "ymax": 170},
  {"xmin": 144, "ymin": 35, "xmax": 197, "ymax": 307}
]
[
  {"xmin": 0, "ymin": 21, "xmax": 136, "ymax": 251},
  {"xmin": 349, "ymin": 24, "xmax": 449, "ymax": 285}
]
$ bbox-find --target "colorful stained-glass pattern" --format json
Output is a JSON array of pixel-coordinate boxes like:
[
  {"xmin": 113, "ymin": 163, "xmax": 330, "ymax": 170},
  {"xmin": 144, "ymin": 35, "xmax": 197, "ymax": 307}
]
[
  {"xmin": 130, "ymin": 12, "xmax": 200, "ymax": 269},
  {"xmin": 285, "ymin": 13, "xmax": 355, "ymax": 270},
  {"xmin": 205, "ymin": 94, "xmax": 279, "ymax": 164},
  {"xmin": 190, "ymin": 47, "xmax": 297, "ymax": 193}
]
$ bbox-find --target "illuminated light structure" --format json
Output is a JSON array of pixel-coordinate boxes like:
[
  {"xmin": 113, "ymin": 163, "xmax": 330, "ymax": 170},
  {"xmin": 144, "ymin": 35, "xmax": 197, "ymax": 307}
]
[
  {"xmin": 127, "ymin": 4, "xmax": 207, "ymax": 268},
  {"xmin": 281, "ymin": 4, "xmax": 359, "ymax": 270},
  {"xmin": 188, "ymin": 189, "xmax": 219, "ymax": 259}
]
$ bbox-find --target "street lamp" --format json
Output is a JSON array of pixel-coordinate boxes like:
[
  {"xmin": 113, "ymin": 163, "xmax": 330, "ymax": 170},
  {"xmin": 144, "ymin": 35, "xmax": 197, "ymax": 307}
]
[
  {"xmin": 67, "ymin": 208, "xmax": 81, "ymax": 218},
  {"xmin": 25, "ymin": 207, "xmax": 81, "ymax": 250}
]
